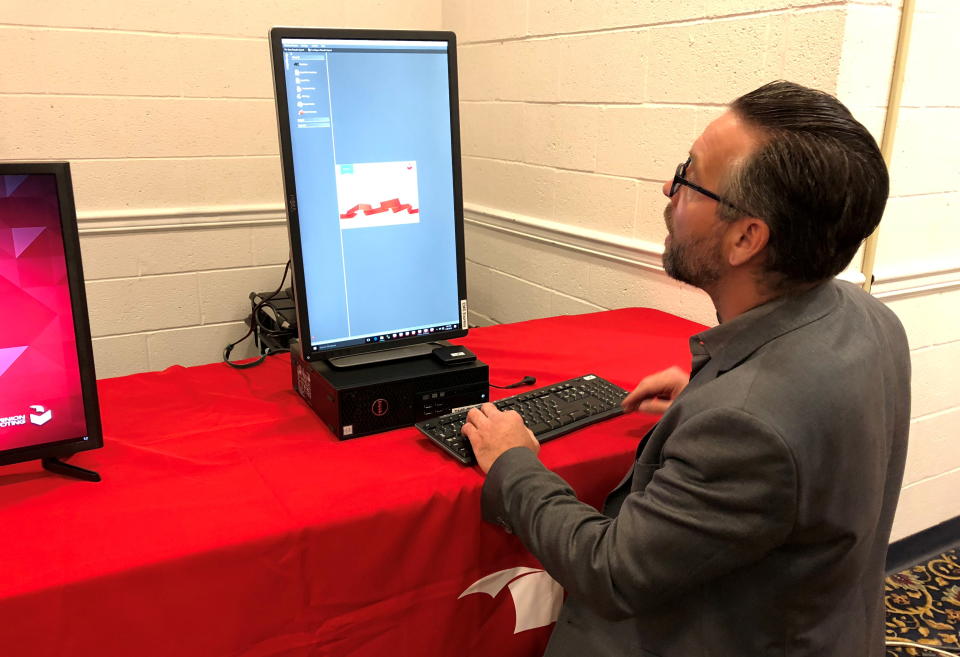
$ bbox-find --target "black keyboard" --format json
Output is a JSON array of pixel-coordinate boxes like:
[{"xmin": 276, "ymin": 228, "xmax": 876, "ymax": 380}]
[{"xmin": 415, "ymin": 374, "xmax": 629, "ymax": 465}]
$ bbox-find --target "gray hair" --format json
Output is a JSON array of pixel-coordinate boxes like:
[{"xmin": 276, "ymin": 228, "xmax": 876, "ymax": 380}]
[{"xmin": 719, "ymin": 81, "xmax": 889, "ymax": 289}]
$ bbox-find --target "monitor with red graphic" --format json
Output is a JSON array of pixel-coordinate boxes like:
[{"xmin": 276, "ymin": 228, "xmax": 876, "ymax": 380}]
[
  {"xmin": 0, "ymin": 163, "xmax": 102, "ymax": 467},
  {"xmin": 270, "ymin": 28, "xmax": 468, "ymax": 364}
]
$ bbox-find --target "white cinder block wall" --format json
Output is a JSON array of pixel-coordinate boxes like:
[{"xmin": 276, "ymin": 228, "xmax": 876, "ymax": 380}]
[
  {"xmin": 448, "ymin": 0, "xmax": 900, "ymax": 332},
  {"xmin": 445, "ymin": 0, "xmax": 958, "ymax": 539},
  {"xmin": 0, "ymin": 0, "xmax": 440, "ymax": 377},
  {"xmin": 869, "ymin": 0, "xmax": 960, "ymax": 539},
  {"xmin": 1, "ymin": 1, "xmax": 955, "ymax": 539}
]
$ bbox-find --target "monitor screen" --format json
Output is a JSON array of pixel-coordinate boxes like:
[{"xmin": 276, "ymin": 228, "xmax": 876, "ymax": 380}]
[
  {"xmin": 270, "ymin": 28, "xmax": 467, "ymax": 362},
  {"xmin": 0, "ymin": 164, "xmax": 102, "ymax": 466}
]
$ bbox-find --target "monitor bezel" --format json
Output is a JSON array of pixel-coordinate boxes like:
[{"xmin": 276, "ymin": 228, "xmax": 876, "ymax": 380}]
[
  {"xmin": 0, "ymin": 162, "xmax": 104, "ymax": 467},
  {"xmin": 269, "ymin": 27, "xmax": 468, "ymax": 363}
]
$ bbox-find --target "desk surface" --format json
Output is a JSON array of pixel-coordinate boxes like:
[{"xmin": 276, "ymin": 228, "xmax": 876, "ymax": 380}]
[{"xmin": 0, "ymin": 308, "xmax": 703, "ymax": 657}]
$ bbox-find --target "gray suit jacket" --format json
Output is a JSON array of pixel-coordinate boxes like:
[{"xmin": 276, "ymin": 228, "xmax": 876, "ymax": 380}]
[{"xmin": 482, "ymin": 281, "xmax": 910, "ymax": 657}]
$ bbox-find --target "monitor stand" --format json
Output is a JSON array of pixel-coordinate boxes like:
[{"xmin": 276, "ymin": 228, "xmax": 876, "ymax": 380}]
[
  {"xmin": 326, "ymin": 341, "xmax": 450, "ymax": 369},
  {"xmin": 42, "ymin": 457, "xmax": 101, "ymax": 482}
]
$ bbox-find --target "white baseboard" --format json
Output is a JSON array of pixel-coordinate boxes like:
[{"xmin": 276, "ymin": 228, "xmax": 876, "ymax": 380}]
[
  {"xmin": 872, "ymin": 264, "xmax": 960, "ymax": 299},
  {"xmin": 466, "ymin": 203, "xmax": 960, "ymax": 301},
  {"xmin": 465, "ymin": 202, "xmax": 665, "ymax": 272},
  {"xmin": 77, "ymin": 201, "xmax": 958, "ymax": 302},
  {"xmin": 77, "ymin": 203, "xmax": 286, "ymax": 234}
]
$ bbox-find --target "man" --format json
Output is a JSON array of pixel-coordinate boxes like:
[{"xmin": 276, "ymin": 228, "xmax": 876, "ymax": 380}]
[{"xmin": 461, "ymin": 81, "xmax": 910, "ymax": 657}]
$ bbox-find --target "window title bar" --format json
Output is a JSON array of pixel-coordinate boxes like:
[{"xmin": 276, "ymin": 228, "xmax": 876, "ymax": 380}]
[{"xmin": 282, "ymin": 38, "xmax": 446, "ymax": 49}]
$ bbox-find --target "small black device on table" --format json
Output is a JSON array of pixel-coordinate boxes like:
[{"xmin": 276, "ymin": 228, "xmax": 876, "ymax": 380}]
[
  {"xmin": 416, "ymin": 374, "xmax": 629, "ymax": 465},
  {"xmin": 291, "ymin": 340, "xmax": 488, "ymax": 440}
]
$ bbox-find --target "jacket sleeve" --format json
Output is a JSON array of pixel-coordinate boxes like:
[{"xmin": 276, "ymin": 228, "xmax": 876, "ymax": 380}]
[{"xmin": 481, "ymin": 407, "xmax": 798, "ymax": 619}]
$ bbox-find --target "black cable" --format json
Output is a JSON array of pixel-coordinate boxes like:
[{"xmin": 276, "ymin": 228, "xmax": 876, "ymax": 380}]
[
  {"xmin": 223, "ymin": 261, "xmax": 291, "ymax": 369},
  {"xmin": 253, "ymin": 287, "xmax": 295, "ymax": 337},
  {"xmin": 253, "ymin": 304, "xmax": 288, "ymax": 336},
  {"xmin": 490, "ymin": 376, "xmax": 536, "ymax": 389}
]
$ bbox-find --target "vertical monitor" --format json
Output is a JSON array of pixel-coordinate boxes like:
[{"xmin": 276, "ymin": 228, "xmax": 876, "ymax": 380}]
[
  {"xmin": 0, "ymin": 163, "xmax": 102, "ymax": 466},
  {"xmin": 270, "ymin": 28, "xmax": 467, "ymax": 363}
]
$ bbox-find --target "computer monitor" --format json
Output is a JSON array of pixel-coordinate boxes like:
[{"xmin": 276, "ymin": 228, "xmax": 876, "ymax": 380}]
[
  {"xmin": 269, "ymin": 28, "xmax": 467, "ymax": 367},
  {"xmin": 0, "ymin": 163, "xmax": 103, "ymax": 475}
]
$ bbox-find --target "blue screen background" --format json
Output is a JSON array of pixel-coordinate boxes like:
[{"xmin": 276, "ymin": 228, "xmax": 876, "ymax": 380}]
[{"xmin": 284, "ymin": 43, "xmax": 462, "ymax": 350}]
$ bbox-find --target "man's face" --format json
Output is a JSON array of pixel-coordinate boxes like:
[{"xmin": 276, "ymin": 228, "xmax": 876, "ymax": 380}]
[{"xmin": 660, "ymin": 111, "xmax": 759, "ymax": 289}]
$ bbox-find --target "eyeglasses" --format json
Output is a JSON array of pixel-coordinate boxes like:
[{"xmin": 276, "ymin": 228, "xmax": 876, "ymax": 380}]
[{"xmin": 669, "ymin": 157, "xmax": 748, "ymax": 215}]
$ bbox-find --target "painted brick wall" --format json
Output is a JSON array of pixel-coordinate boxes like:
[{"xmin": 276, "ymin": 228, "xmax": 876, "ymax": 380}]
[
  {"xmin": 446, "ymin": 1, "xmax": 901, "ymax": 331},
  {"xmin": 870, "ymin": 0, "xmax": 960, "ymax": 539},
  {"xmin": 0, "ymin": 0, "xmax": 441, "ymax": 377},
  {"xmin": 1, "ymin": 0, "xmax": 953, "ymax": 538},
  {"xmin": 444, "ymin": 0, "xmax": 959, "ymax": 539}
]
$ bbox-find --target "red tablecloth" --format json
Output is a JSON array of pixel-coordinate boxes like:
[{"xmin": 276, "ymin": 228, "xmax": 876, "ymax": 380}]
[{"xmin": 0, "ymin": 308, "xmax": 704, "ymax": 657}]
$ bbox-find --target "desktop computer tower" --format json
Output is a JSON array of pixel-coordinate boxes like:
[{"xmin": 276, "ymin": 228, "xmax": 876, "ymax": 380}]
[{"xmin": 291, "ymin": 341, "xmax": 489, "ymax": 439}]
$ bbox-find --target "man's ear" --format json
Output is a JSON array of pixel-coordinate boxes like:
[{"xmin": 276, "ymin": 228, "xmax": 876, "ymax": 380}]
[{"xmin": 726, "ymin": 216, "xmax": 769, "ymax": 267}]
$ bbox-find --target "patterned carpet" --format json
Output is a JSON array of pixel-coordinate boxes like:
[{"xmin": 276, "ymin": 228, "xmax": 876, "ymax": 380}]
[{"xmin": 886, "ymin": 547, "xmax": 960, "ymax": 655}]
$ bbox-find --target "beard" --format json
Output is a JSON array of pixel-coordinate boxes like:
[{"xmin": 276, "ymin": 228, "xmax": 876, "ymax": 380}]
[{"xmin": 661, "ymin": 203, "xmax": 724, "ymax": 289}]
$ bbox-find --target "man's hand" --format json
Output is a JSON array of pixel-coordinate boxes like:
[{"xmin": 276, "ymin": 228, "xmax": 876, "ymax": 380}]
[
  {"xmin": 461, "ymin": 403, "xmax": 540, "ymax": 474},
  {"xmin": 621, "ymin": 366, "xmax": 689, "ymax": 415}
]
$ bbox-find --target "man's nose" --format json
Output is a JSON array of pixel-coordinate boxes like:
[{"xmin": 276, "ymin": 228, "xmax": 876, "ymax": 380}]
[{"xmin": 662, "ymin": 179, "xmax": 672, "ymax": 198}]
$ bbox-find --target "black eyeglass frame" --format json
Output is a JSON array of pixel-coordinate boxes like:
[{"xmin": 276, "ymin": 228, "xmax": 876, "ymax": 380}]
[{"xmin": 669, "ymin": 157, "xmax": 749, "ymax": 215}]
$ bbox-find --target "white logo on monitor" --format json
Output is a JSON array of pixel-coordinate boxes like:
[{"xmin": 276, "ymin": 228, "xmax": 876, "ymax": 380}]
[
  {"xmin": 335, "ymin": 161, "xmax": 421, "ymax": 230},
  {"xmin": 0, "ymin": 414, "xmax": 26, "ymax": 428},
  {"xmin": 29, "ymin": 405, "xmax": 52, "ymax": 426}
]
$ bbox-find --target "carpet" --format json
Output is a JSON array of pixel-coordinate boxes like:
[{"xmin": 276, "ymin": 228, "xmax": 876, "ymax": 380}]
[{"xmin": 886, "ymin": 547, "xmax": 960, "ymax": 655}]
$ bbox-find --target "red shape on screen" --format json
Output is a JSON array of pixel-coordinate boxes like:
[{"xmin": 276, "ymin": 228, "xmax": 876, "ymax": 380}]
[{"xmin": 340, "ymin": 198, "xmax": 419, "ymax": 219}]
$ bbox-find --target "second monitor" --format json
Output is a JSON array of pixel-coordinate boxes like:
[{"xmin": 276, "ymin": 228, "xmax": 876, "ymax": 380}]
[{"xmin": 270, "ymin": 28, "xmax": 468, "ymax": 368}]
